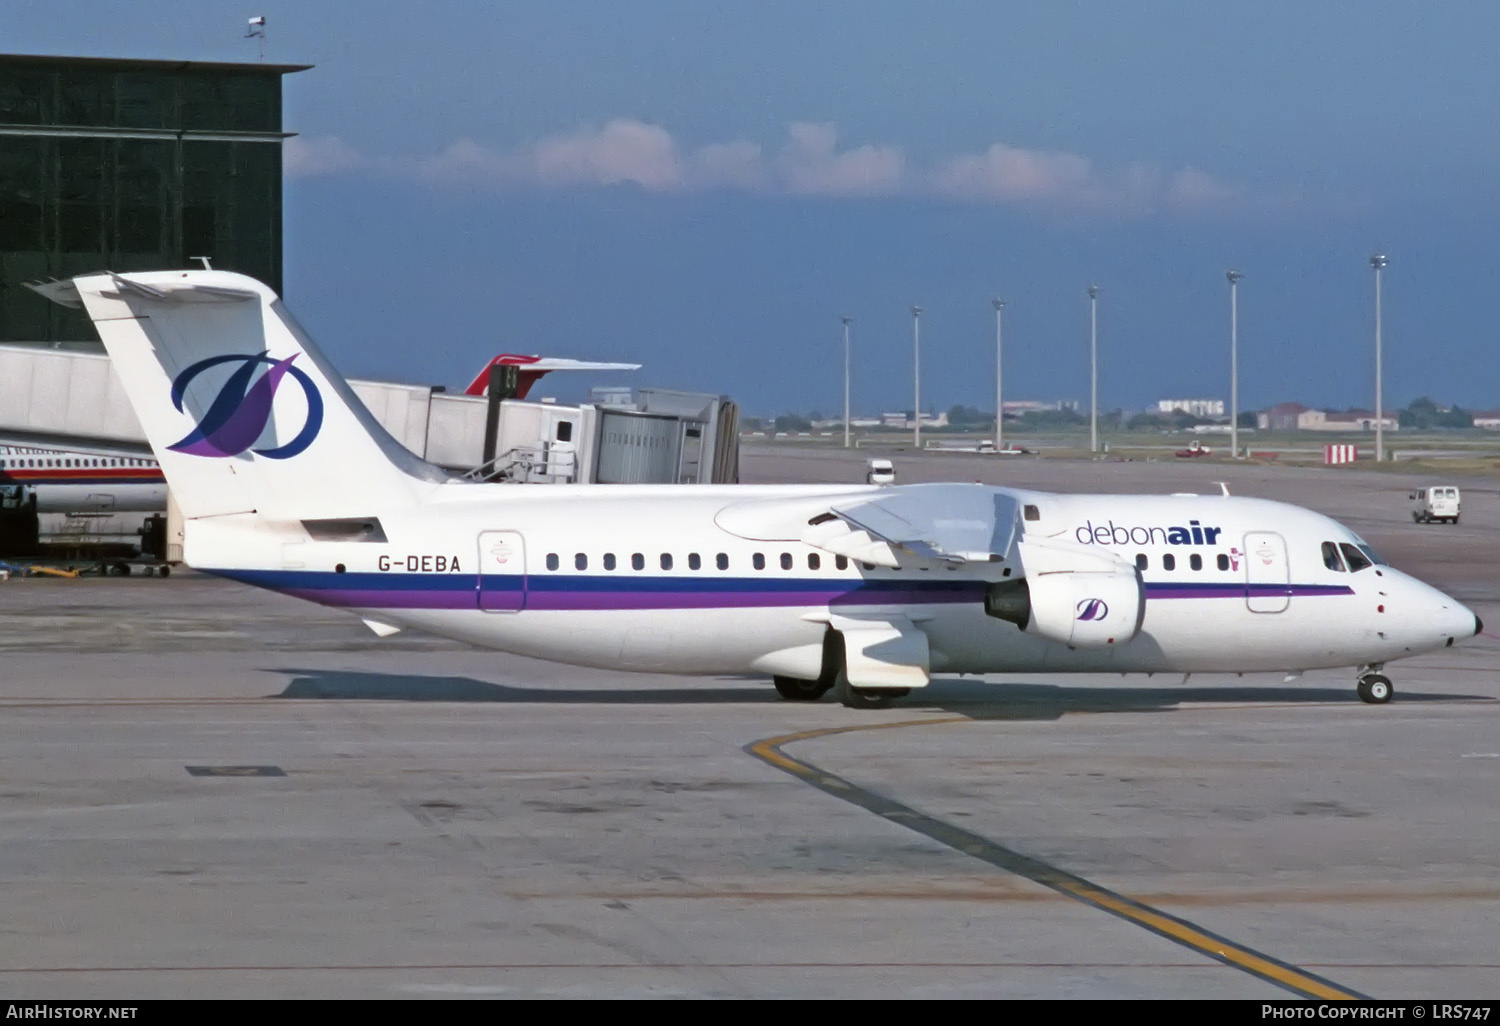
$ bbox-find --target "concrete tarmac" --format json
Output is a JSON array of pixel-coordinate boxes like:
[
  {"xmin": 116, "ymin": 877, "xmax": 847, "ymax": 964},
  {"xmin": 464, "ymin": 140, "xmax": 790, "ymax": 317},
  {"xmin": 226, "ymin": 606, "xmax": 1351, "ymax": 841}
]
[{"xmin": 0, "ymin": 449, "xmax": 1496, "ymax": 998}]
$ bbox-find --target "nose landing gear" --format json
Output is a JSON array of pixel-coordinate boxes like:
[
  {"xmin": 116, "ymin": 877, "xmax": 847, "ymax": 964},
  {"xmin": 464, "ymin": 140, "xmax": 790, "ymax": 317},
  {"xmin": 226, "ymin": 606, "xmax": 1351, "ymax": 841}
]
[{"xmin": 1356, "ymin": 665, "xmax": 1393, "ymax": 704}]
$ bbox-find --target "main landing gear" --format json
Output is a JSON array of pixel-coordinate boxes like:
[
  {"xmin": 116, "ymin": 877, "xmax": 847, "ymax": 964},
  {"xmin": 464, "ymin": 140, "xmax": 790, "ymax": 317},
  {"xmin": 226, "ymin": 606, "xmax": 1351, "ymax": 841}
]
[
  {"xmin": 833, "ymin": 675, "xmax": 910, "ymax": 710},
  {"xmin": 1356, "ymin": 665, "xmax": 1393, "ymax": 705},
  {"xmin": 772, "ymin": 673, "xmax": 910, "ymax": 708},
  {"xmin": 771, "ymin": 631, "xmax": 911, "ymax": 708},
  {"xmin": 773, "ymin": 675, "xmax": 832, "ymax": 701}
]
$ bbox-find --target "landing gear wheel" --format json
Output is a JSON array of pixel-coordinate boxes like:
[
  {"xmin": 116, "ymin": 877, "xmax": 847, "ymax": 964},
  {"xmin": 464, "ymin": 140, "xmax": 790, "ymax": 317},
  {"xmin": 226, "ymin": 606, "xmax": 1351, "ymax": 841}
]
[
  {"xmin": 844, "ymin": 687, "xmax": 896, "ymax": 709},
  {"xmin": 834, "ymin": 676, "xmax": 910, "ymax": 709},
  {"xmin": 773, "ymin": 675, "xmax": 831, "ymax": 701},
  {"xmin": 1357, "ymin": 674, "xmax": 1393, "ymax": 704}
]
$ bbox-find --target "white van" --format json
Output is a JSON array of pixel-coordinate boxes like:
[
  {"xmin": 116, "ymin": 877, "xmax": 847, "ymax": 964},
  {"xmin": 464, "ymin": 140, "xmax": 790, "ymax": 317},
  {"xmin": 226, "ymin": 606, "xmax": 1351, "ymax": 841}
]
[
  {"xmin": 1410, "ymin": 486, "xmax": 1461, "ymax": 524},
  {"xmin": 865, "ymin": 458, "xmax": 895, "ymax": 485}
]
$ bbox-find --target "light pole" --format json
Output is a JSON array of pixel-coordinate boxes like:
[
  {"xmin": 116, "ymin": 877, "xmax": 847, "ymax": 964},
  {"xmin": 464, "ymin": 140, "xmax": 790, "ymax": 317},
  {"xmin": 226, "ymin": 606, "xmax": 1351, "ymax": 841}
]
[
  {"xmin": 1087, "ymin": 284, "xmax": 1099, "ymax": 453},
  {"xmin": 1226, "ymin": 270, "xmax": 1242, "ymax": 459},
  {"xmin": 911, "ymin": 305, "xmax": 922, "ymax": 449},
  {"xmin": 1370, "ymin": 254, "xmax": 1387, "ymax": 462},
  {"xmin": 841, "ymin": 316, "xmax": 852, "ymax": 449},
  {"xmin": 992, "ymin": 298, "xmax": 1005, "ymax": 451}
]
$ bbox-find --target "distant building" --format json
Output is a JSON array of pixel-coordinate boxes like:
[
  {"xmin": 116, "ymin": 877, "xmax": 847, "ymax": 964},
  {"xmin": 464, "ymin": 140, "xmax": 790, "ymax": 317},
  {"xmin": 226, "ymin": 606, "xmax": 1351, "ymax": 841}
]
[
  {"xmin": 1004, "ymin": 399, "xmax": 1078, "ymax": 414},
  {"xmin": 589, "ymin": 387, "xmax": 636, "ymax": 409},
  {"xmin": 1258, "ymin": 403, "xmax": 1397, "ymax": 432},
  {"xmin": 1258, "ymin": 402, "xmax": 1309, "ymax": 432},
  {"xmin": 879, "ymin": 411, "xmax": 949, "ymax": 429},
  {"xmin": 1471, "ymin": 410, "xmax": 1500, "ymax": 430},
  {"xmin": 1310, "ymin": 409, "xmax": 1398, "ymax": 432},
  {"xmin": 1156, "ymin": 398, "xmax": 1225, "ymax": 418}
]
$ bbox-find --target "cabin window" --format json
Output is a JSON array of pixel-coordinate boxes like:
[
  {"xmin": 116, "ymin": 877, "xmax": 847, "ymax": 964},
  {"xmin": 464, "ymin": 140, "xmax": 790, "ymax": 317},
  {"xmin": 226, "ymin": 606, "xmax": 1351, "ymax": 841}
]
[
  {"xmin": 780, "ymin": 553, "xmax": 793, "ymax": 570},
  {"xmin": 1340, "ymin": 543, "xmax": 1372, "ymax": 573},
  {"xmin": 1135, "ymin": 554, "xmax": 1148, "ymax": 571},
  {"xmin": 1217, "ymin": 553, "xmax": 1230, "ymax": 571},
  {"xmin": 1322, "ymin": 542, "xmax": 1346, "ymax": 572},
  {"xmin": 716, "ymin": 553, "xmax": 729, "ymax": 571},
  {"xmin": 631, "ymin": 553, "xmax": 645, "ymax": 571},
  {"xmin": 1162, "ymin": 554, "xmax": 1176, "ymax": 571},
  {"xmin": 574, "ymin": 553, "xmax": 587, "ymax": 571},
  {"xmin": 688, "ymin": 553, "xmax": 701, "ymax": 570},
  {"xmin": 808, "ymin": 553, "xmax": 820, "ymax": 570},
  {"xmin": 835, "ymin": 555, "xmax": 848, "ymax": 570},
  {"xmin": 1189, "ymin": 554, "xmax": 1203, "ymax": 571},
  {"xmin": 545, "ymin": 553, "xmax": 559, "ymax": 571},
  {"xmin": 753, "ymin": 553, "xmax": 766, "ymax": 570},
  {"xmin": 603, "ymin": 553, "xmax": 617, "ymax": 571},
  {"xmin": 862, "ymin": 562, "xmax": 876, "ymax": 571},
  {"xmin": 660, "ymin": 553, "xmax": 673, "ymax": 570}
]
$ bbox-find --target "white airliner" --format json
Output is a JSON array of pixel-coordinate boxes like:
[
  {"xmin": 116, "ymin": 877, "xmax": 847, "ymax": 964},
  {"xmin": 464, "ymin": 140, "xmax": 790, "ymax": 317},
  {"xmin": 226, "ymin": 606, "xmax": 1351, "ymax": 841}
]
[
  {"xmin": 0, "ymin": 441, "xmax": 164, "ymax": 513},
  {"xmin": 30, "ymin": 270, "xmax": 1480, "ymax": 707}
]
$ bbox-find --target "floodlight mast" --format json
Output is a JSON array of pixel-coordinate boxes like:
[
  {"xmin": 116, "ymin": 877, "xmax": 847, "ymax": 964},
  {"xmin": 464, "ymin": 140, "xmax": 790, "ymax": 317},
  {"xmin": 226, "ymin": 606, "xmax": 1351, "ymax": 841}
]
[
  {"xmin": 1087, "ymin": 284, "xmax": 1099, "ymax": 454},
  {"xmin": 992, "ymin": 298, "xmax": 1005, "ymax": 451},
  {"xmin": 912, "ymin": 305, "xmax": 922, "ymax": 448},
  {"xmin": 841, "ymin": 316, "xmax": 852, "ymax": 449},
  {"xmin": 1227, "ymin": 269, "xmax": 1243, "ymax": 458},
  {"xmin": 1370, "ymin": 254, "xmax": 1388, "ymax": 462}
]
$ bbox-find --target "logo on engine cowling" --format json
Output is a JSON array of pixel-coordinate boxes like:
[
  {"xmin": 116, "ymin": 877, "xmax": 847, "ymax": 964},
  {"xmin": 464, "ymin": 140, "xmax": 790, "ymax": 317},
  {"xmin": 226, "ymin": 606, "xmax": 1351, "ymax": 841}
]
[{"xmin": 1076, "ymin": 598, "xmax": 1110, "ymax": 621}]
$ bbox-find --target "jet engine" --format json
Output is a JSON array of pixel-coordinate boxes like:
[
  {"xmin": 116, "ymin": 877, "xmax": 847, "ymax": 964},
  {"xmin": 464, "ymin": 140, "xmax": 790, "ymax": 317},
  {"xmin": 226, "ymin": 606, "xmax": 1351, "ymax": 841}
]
[{"xmin": 984, "ymin": 539, "xmax": 1145, "ymax": 648}]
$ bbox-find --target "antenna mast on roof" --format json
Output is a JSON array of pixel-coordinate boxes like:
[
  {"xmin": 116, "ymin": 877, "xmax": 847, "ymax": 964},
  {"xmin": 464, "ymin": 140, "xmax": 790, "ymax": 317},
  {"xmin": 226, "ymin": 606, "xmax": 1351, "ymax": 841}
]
[{"xmin": 245, "ymin": 16, "xmax": 266, "ymax": 62}]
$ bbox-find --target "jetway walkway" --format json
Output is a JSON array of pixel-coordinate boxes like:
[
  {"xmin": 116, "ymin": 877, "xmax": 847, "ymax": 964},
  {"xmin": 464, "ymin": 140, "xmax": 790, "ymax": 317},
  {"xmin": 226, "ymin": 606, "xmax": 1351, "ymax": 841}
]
[{"xmin": 0, "ymin": 343, "xmax": 738, "ymax": 483}]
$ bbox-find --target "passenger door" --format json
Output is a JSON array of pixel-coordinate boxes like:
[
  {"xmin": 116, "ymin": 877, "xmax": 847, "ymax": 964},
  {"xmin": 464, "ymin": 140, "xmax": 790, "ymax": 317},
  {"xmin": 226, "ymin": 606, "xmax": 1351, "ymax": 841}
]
[
  {"xmin": 477, "ymin": 530, "xmax": 526, "ymax": 611},
  {"xmin": 1243, "ymin": 531, "xmax": 1290, "ymax": 613}
]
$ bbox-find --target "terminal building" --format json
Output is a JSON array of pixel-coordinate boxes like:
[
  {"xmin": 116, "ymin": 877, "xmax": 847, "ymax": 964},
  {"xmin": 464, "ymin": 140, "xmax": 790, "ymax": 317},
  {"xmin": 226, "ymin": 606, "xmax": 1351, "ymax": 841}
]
[{"xmin": 0, "ymin": 53, "xmax": 308, "ymax": 345}]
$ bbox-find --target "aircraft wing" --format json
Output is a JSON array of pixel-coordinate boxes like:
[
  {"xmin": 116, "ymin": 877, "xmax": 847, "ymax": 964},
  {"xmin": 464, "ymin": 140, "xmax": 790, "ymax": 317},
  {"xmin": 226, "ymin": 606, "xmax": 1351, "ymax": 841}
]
[{"xmin": 802, "ymin": 484, "xmax": 1021, "ymax": 566}]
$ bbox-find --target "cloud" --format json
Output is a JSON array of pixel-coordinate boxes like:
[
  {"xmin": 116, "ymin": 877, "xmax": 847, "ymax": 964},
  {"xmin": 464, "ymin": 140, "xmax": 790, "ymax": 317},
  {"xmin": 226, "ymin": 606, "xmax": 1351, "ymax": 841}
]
[
  {"xmin": 777, "ymin": 122, "xmax": 907, "ymax": 197},
  {"xmin": 930, "ymin": 143, "xmax": 1093, "ymax": 203},
  {"xmin": 283, "ymin": 135, "xmax": 365, "ymax": 178},
  {"xmin": 530, "ymin": 119, "xmax": 684, "ymax": 191},
  {"xmin": 301, "ymin": 119, "xmax": 1262, "ymax": 217}
]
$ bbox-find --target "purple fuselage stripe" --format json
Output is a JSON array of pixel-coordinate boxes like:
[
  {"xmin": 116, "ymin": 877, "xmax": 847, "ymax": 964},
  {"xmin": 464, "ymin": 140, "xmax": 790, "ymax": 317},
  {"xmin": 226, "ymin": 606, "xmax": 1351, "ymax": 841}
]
[{"xmin": 219, "ymin": 569, "xmax": 1354, "ymax": 612}]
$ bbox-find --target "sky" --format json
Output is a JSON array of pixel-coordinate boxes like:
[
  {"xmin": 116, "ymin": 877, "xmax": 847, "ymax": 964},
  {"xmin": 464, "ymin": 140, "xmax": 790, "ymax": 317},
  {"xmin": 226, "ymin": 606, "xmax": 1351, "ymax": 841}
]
[{"xmin": 8, "ymin": 1, "xmax": 1500, "ymax": 418}]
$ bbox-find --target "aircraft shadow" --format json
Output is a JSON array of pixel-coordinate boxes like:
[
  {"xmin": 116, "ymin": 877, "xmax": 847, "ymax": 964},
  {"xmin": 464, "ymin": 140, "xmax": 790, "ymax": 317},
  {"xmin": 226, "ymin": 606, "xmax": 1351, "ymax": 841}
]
[
  {"xmin": 270, "ymin": 668, "xmax": 774, "ymax": 704},
  {"xmin": 897, "ymin": 678, "xmax": 1492, "ymax": 721},
  {"xmin": 268, "ymin": 668, "xmax": 1491, "ymax": 715}
]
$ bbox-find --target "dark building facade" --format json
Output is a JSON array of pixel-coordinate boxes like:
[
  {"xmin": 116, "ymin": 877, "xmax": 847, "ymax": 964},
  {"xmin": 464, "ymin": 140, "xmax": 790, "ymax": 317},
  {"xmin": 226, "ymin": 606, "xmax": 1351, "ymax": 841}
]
[{"xmin": 0, "ymin": 54, "xmax": 308, "ymax": 342}]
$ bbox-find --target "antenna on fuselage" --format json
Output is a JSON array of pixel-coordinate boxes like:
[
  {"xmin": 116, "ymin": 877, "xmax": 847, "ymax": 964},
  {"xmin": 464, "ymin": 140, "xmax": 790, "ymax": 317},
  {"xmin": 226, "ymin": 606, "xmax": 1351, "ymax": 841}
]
[{"xmin": 1217, "ymin": 482, "xmax": 1230, "ymax": 496}]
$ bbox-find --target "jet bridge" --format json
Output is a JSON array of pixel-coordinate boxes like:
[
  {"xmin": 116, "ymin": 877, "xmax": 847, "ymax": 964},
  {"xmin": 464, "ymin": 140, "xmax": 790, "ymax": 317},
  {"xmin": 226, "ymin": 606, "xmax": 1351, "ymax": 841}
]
[{"xmin": 0, "ymin": 343, "xmax": 739, "ymax": 482}]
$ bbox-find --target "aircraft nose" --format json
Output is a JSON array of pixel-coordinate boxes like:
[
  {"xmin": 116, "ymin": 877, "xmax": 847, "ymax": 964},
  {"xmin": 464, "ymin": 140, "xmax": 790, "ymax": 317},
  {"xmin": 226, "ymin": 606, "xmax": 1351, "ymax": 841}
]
[{"xmin": 1477, "ymin": 614, "xmax": 1485, "ymax": 637}]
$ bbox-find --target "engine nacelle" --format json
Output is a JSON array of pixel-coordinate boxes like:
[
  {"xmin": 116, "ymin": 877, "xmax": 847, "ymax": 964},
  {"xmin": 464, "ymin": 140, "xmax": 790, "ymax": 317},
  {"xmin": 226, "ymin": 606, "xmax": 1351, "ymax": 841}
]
[{"xmin": 984, "ymin": 539, "xmax": 1145, "ymax": 648}]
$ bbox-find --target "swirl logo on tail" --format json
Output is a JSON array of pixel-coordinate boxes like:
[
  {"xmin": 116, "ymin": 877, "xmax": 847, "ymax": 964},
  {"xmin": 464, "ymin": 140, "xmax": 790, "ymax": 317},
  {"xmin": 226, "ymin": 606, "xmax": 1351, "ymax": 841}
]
[{"xmin": 167, "ymin": 352, "xmax": 324, "ymax": 459}]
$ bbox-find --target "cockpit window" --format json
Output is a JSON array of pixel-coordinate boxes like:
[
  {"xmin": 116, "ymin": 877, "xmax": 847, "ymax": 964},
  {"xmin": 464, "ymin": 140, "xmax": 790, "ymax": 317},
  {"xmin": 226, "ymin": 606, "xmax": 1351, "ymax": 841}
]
[
  {"xmin": 1340, "ymin": 543, "xmax": 1372, "ymax": 573},
  {"xmin": 1321, "ymin": 541, "xmax": 1346, "ymax": 572}
]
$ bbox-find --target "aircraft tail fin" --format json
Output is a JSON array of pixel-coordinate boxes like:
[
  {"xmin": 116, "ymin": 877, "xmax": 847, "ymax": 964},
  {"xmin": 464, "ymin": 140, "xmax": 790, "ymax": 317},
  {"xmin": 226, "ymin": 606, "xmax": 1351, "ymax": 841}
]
[{"xmin": 28, "ymin": 270, "xmax": 445, "ymax": 523}]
